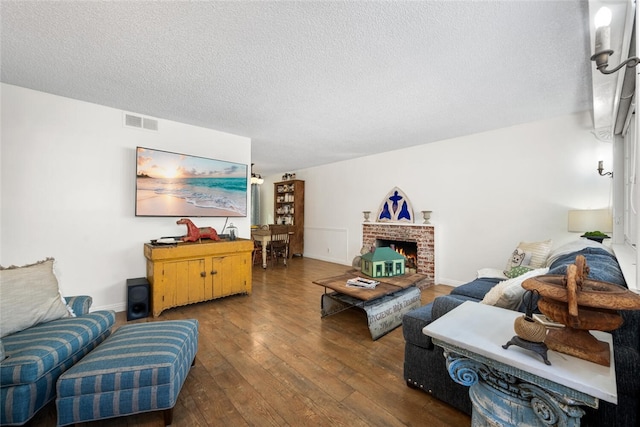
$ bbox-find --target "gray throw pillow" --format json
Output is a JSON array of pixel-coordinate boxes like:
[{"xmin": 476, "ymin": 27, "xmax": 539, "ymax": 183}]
[{"xmin": 0, "ymin": 258, "xmax": 71, "ymax": 338}]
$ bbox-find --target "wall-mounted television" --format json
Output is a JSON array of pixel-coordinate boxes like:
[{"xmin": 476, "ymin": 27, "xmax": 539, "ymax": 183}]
[{"xmin": 136, "ymin": 146, "xmax": 247, "ymax": 217}]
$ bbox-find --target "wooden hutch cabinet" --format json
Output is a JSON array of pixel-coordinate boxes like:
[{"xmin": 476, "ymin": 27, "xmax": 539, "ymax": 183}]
[
  {"xmin": 144, "ymin": 239, "xmax": 253, "ymax": 317},
  {"xmin": 274, "ymin": 179, "xmax": 305, "ymax": 256}
]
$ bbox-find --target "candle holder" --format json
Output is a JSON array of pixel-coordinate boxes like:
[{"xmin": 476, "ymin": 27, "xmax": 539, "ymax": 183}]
[
  {"xmin": 363, "ymin": 211, "xmax": 371, "ymax": 222},
  {"xmin": 421, "ymin": 210, "xmax": 432, "ymax": 224}
]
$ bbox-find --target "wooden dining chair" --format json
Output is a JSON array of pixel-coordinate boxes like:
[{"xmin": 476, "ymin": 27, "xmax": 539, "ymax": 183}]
[
  {"xmin": 269, "ymin": 224, "xmax": 290, "ymax": 266},
  {"xmin": 251, "ymin": 235, "xmax": 263, "ymax": 265}
]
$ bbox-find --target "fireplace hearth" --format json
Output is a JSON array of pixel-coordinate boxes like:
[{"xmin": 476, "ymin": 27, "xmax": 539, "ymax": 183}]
[{"xmin": 362, "ymin": 223, "xmax": 434, "ymax": 289}]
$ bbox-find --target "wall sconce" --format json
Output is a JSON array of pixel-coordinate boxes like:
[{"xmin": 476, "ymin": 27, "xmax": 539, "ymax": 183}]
[
  {"xmin": 597, "ymin": 160, "xmax": 613, "ymax": 177},
  {"xmin": 591, "ymin": 7, "xmax": 640, "ymax": 74}
]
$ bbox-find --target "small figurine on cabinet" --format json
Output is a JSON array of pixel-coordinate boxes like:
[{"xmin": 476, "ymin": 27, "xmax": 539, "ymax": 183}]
[{"xmin": 177, "ymin": 218, "xmax": 220, "ymax": 242}]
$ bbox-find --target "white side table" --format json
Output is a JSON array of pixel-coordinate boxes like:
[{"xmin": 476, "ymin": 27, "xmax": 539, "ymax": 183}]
[{"xmin": 423, "ymin": 301, "xmax": 617, "ymax": 426}]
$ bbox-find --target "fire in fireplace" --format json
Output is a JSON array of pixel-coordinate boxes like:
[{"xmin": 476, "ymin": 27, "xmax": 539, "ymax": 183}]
[{"xmin": 375, "ymin": 239, "xmax": 418, "ymax": 271}]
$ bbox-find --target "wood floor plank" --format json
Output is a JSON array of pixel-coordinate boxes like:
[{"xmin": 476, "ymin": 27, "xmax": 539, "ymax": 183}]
[
  {"xmin": 26, "ymin": 257, "xmax": 470, "ymax": 426},
  {"xmin": 341, "ymin": 389, "xmax": 418, "ymax": 427},
  {"xmin": 211, "ymin": 362, "xmax": 286, "ymax": 426}
]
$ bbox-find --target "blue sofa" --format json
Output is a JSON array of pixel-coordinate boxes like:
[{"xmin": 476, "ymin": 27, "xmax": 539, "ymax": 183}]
[
  {"xmin": 0, "ymin": 296, "xmax": 115, "ymax": 425},
  {"xmin": 403, "ymin": 245, "xmax": 640, "ymax": 427}
]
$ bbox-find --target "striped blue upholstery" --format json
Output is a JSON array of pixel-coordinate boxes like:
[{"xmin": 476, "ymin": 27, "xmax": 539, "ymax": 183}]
[
  {"xmin": 0, "ymin": 310, "xmax": 115, "ymax": 425},
  {"xmin": 56, "ymin": 319, "xmax": 198, "ymax": 426},
  {"xmin": 64, "ymin": 296, "xmax": 93, "ymax": 316}
]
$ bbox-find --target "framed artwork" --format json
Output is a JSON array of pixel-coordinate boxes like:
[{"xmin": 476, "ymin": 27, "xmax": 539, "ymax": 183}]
[{"xmin": 135, "ymin": 146, "xmax": 247, "ymax": 217}]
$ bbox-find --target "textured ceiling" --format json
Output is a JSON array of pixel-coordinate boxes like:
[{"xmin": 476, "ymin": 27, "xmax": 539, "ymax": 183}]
[{"xmin": 1, "ymin": 1, "xmax": 593, "ymax": 176}]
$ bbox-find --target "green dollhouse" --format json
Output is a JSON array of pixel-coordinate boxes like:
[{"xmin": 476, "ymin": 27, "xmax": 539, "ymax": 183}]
[{"xmin": 361, "ymin": 247, "xmax": 405, "ymax": 278}]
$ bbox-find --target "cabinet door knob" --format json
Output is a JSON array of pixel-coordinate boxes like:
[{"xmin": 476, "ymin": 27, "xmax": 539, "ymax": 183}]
[
  {"xmin": 200, "ymin": 272, "xmax": 206, "ymax": 278},
  {"xmin": 211, "ymin": 270, "xmax": 217, "ymax": 275}
]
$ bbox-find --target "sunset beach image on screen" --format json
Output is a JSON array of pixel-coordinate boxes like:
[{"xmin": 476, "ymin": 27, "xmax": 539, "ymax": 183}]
[{"xmin": 135, "ymin": 147, "xmax": 248, "ymax": 217}]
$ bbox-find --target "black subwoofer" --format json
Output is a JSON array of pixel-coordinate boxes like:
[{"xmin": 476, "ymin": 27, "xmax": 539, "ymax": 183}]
[{"xmin": 126, "ymin": 277, "xmax": 150, "ymax": 321}]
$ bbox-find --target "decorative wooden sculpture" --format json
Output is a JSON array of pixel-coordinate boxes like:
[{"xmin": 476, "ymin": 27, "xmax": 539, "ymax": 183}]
[
  {"xmin": 523, "ymin": 255, "xmax": 640, "ymax": 366},
  {"xmin": 176, "ymin": 218, "xmax": 220, "ymax": 242}
]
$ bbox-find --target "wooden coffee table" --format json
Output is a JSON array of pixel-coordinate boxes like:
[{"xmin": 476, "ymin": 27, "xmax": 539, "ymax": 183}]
[{"xmin": 312, "ymin": 273, "xmax": 425, "ymax": 340}]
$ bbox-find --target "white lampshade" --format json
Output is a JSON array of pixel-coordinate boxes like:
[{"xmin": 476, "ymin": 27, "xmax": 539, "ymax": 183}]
[{"xmin": 567, "ymin": 209, "xmax": 613, "ymax": 233}]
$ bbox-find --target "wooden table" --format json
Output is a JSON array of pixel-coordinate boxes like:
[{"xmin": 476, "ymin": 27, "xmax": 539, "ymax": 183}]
[
  {"xmin": 423, "ymin": 301, "xmax": 617, "ymax": 426},
  {"xmin": 251, "ymin": 228, "xmax": 294, "ymax": 269},
  {"xmin": 251, "ymin": 229, "xmax": 272, "ymax": 268},
  {"xmin": 312, "ymin": 273, "xmax": 425, "ymax": 340}
]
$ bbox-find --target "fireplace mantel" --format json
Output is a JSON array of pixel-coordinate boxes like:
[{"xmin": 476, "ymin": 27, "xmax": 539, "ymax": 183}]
[{"xmin": 362, "ymin": 222, "xmax": 434, "ymax": 289}]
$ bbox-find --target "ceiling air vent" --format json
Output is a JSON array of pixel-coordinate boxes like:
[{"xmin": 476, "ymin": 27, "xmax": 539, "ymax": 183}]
[
  {"xmin": 143, "ymin": 117, "xmax": 158, "ymax": 131},
  {"xmin": 124, "ymin": 113, "xmax": 158, "ymax": 131}
]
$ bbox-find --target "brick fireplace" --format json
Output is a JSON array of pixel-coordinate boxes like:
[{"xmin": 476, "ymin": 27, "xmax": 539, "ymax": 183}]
[{"xmin": 362, "ymin": 223, "xmax": 434, "ymax": 289}]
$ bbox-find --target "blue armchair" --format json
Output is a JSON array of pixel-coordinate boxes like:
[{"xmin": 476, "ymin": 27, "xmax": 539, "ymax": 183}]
[{"xmin": 0, "ymin": 296, "xmax": 115, "ymax": 425}]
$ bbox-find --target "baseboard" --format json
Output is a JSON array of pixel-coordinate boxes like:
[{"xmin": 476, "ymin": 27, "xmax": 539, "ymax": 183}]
[
  {"xmin": 437, "ymin": 277, "xmax": 466, "ymax": 287},
  {"xmin": 91, "ymin": 302, "xmax": 126, "ymax": 313},
  {"xmin": 304, "ymin": 254, "xmax": 351, "ymax": 266}
]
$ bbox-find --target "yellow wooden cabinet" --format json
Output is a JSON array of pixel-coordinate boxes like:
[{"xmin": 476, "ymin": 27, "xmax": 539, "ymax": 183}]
[{"xmin": 144, "ymin": 239, "xmax": 253, "ymax": 317}]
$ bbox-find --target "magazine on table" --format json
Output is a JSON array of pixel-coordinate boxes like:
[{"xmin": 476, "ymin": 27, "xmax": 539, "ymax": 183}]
[{"xmin": 346, "ymin": 277, "xmax": 380, "ymax": 289}]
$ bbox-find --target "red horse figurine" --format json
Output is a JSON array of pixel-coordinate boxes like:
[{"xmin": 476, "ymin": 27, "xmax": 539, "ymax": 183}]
[{"xmin": 177, "ymin": 218, "xmax": 220, "ymax": 242}]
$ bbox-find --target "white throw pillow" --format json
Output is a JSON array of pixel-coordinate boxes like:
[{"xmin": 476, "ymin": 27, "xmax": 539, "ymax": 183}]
[
  {"xmin": 0, "ymin": 258, "xmax": 72, "ymax": 338},
  {"xmin": 505, "ymin": 240, "xmax": 553, "ymax": 271},
  {"xmin": 481, "ymin": 267, "xmax": 549, "ymax": 310}
]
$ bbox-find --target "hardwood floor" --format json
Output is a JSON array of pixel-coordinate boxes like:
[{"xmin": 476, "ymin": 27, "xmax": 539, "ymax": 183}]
[{"xmin": 29, "ymin": 257, "xmax": 470, "ymax": 426}]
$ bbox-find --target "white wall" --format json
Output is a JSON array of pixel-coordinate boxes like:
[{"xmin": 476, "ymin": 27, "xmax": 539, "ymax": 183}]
[
  {"xmin": 1, "ymin": 83, "xmax": 613, "ymax": 306},
  {"xmin": 262, "ymin": 111, "xmax": 613, "ymax": 285},
  {"xmin": 0, "ymin": 84, "xmax": 251, "ymax": 311}
]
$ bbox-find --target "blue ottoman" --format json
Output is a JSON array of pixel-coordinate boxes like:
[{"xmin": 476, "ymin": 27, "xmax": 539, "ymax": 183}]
[{"xmin": 55, "ymin": 319, "xmax": 198, "ymax": 426}]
